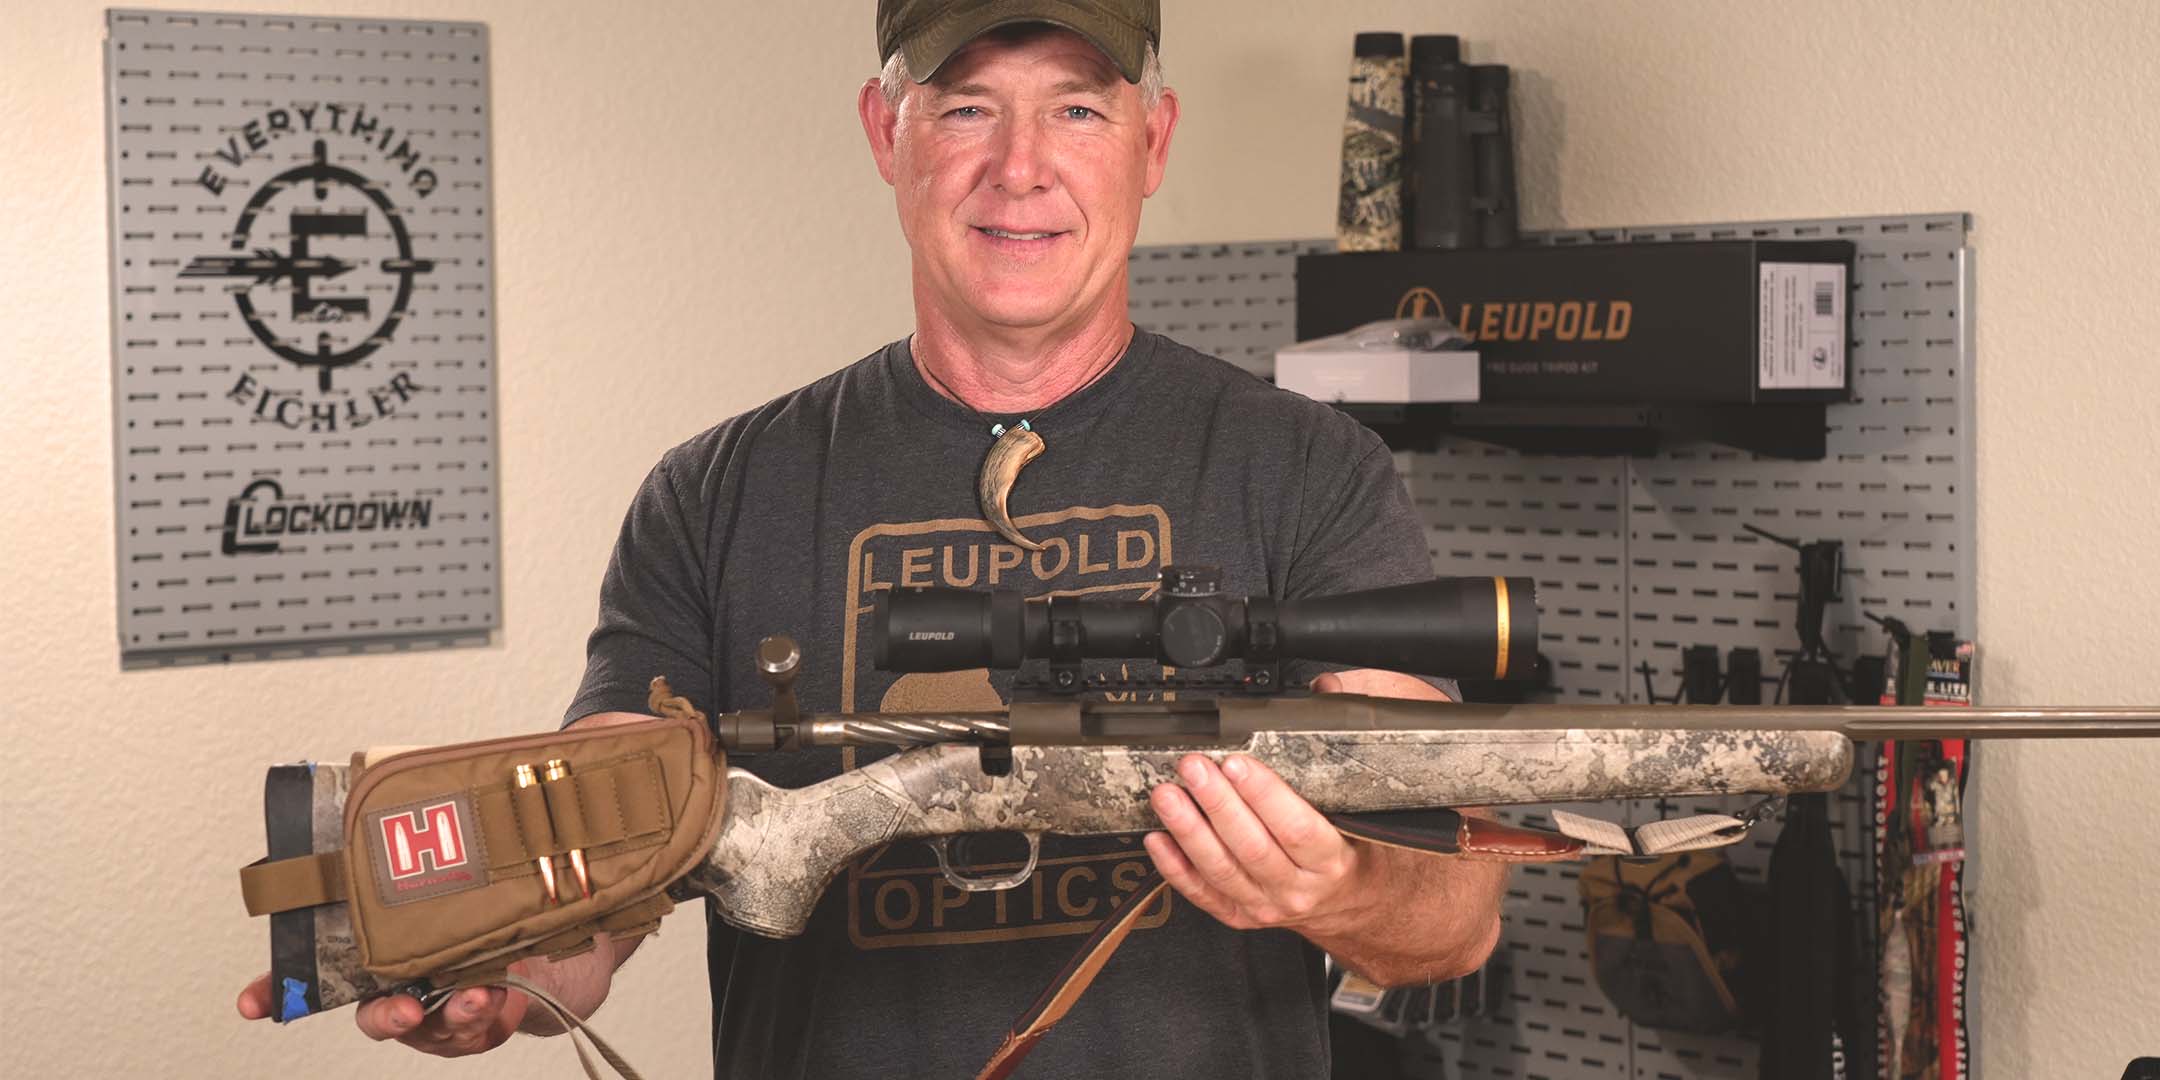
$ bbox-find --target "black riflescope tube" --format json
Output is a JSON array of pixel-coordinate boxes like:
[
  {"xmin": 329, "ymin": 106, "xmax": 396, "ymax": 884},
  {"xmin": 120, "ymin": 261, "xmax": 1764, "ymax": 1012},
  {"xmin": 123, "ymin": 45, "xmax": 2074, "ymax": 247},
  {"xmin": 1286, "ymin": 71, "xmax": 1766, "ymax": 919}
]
[
  {"xmin": 874, "ymin": 577, "xmax": 1538, "ymax": 682},
  {"xmin": 1406, "ymin": 35, "xmax": 1473, "ymax": 251},
  {"xmin": 1470, "ymin": 64, "xmax": 1519, "ymax": 248}
]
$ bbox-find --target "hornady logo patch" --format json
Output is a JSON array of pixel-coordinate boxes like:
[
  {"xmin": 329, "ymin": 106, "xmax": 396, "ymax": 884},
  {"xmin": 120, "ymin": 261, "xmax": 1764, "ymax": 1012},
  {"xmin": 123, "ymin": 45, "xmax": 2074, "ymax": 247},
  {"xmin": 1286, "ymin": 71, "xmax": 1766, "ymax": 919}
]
[{"xmin": 366, "ymin": 792, "xmax": 488, "ymax": 906}]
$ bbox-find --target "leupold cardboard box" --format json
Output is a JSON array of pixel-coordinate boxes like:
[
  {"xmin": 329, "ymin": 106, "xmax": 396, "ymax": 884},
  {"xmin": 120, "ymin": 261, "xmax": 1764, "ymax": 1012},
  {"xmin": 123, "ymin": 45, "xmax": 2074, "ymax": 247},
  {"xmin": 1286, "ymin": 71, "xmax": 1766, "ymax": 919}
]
[{"xmin": 1295, "ymin": 240, "xmax": 1855, "ymax": 404}]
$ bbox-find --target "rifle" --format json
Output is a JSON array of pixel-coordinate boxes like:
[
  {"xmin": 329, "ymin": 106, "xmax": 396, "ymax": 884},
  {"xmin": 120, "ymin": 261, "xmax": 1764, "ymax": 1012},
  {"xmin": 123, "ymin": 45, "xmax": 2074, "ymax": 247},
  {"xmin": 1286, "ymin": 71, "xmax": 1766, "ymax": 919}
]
[{"xmin": 238, "ymin": 567, "xmax": 2160, "ymax": 1077}]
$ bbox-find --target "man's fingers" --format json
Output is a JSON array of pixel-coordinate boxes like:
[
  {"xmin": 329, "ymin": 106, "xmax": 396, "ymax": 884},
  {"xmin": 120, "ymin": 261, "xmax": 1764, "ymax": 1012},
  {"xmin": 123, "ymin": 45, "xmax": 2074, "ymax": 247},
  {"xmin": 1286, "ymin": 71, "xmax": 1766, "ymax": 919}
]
[
  {"xmin": 1172, "ymin": 754, "xmax": 1302, "ymax": 885},
  {"xmin": 446, "ymin": 987, "xmax": 500, "ymax": 1026},
  {"xmin": 236, "ymin": 973, "xmax": 272, "ymax": 1020},
  {"xmin": 1149, "ymin": 779, "xmax": 1262, "ymax": 906},
  {"xmin": 1309, "ymin": 667, "xmax": 1451, "ymax": 701},
  {"xmin": 355, "ymin": 993, "xmax": 425, "ymax": 1041},
  {"xmin": 1143, "ymin": 830, "xmax": 1242, "ymax": 926},
  {"xmin": 1220, "ymin": 754, "xmax": 1349, "ymax": 873}
]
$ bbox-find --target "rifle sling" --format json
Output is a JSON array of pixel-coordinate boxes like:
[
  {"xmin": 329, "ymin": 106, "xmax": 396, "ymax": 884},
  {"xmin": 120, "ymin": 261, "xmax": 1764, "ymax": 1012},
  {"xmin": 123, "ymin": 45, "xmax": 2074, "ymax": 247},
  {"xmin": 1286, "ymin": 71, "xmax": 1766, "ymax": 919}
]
[
  {"xmin": 973, "ymin": 870, "xmax": 1171, "ymax": 1080},
  {"xmin": 971, "ymin": 810, "xmax": 1633, "ymax": 1079},
  {"xmin": 1326, "ymin": 808, "xmax": 1587, "ymax": 861}
]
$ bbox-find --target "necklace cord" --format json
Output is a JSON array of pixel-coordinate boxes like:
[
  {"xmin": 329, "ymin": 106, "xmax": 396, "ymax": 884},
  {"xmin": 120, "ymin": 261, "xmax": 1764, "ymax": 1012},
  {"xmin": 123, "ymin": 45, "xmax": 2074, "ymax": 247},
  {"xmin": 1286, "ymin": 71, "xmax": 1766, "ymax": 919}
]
[{"xmin": 913, "ymin": 336, "xmax": 1127, "ymax": 440}]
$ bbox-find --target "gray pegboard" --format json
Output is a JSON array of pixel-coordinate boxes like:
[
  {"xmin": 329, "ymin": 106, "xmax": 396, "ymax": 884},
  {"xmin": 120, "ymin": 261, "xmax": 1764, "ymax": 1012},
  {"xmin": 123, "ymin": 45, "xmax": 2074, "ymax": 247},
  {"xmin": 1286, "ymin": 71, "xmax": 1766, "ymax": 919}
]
[
  {"xmin": 1129, "ymin": 211, "xmax": 1974, "ymax": 1080},
  {"xmin": 1127, "ymin": 239, "xmax": 1330, "ymax": 376},
  {"xmin": 106, "ymin": 9, "xmax": 500, "ymax": 668}
]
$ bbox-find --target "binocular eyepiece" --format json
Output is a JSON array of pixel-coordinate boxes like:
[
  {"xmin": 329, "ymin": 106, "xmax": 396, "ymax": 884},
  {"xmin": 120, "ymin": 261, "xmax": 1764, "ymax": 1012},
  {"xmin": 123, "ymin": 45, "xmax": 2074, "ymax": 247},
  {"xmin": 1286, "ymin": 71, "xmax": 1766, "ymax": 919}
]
[{"xmin": 874, "ymin": 565, "xmax": 1536, "ymax": 682}]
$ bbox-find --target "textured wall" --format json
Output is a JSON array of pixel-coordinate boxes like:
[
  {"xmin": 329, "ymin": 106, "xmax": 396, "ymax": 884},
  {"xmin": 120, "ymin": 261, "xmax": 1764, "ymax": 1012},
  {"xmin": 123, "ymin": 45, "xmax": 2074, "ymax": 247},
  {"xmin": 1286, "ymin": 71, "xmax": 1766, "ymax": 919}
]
[{"xmin": 3, "ymin": 2, "xmax": 2155, "ymax": 1078}]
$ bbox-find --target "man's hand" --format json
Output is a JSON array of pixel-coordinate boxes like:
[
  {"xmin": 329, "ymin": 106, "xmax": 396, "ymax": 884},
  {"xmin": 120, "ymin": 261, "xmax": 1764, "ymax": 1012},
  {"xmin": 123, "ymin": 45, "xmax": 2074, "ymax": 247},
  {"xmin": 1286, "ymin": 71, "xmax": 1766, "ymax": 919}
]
[
  {"xmin": 1143, "ymin": 668, "xmax": 1507, "ymax": 986},
  {"xmin": 235, "ymin": 923, "xmax": 628, "ymax": 1056},
  {"xmin": 236, "ymin": 968, "xmax": 531, "ymax": 1056},
  {"xmin": 233, "ymin": 710, "xmax": 651, "ymax": 1053}
]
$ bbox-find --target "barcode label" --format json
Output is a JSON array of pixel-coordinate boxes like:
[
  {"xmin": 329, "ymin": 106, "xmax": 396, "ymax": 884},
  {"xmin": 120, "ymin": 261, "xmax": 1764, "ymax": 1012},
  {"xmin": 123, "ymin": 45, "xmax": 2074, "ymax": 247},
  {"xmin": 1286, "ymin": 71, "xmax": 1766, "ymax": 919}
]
[{"xmin": 1760, "ymin": 262, "xmax": 1847, "ymax": 390}]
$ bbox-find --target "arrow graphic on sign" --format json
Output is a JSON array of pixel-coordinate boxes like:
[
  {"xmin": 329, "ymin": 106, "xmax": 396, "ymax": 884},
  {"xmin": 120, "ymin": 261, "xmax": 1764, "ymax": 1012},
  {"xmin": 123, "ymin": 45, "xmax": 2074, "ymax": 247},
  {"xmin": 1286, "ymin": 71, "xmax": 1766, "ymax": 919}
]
[{"xmin": 181, "ymin": 249, "xmax": 358, "ymax": 286}]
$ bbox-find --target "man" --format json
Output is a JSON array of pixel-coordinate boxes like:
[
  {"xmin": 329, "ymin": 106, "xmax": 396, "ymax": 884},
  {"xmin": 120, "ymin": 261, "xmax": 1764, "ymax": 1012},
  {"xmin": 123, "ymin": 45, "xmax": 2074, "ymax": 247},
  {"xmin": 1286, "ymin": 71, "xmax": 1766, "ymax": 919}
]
[{"xmin": 239, "ymin": 2, "xmax": 1509, "ymax": 1074}]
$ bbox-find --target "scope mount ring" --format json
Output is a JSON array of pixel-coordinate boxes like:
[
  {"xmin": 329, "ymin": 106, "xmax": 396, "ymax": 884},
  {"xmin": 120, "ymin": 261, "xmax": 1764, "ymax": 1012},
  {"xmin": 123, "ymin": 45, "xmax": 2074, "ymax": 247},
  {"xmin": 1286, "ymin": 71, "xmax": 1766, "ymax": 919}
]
[{"xmin": 926, "ymin": 833, "xmax": 1041, "ymax": 892}]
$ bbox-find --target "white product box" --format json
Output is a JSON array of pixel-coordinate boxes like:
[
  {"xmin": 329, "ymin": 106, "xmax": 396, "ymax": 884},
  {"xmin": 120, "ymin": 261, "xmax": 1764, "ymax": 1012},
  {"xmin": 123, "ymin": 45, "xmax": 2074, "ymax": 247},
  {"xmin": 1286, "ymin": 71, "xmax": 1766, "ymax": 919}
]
[{"xmin": 1274, "ymin": 344, "xmax": 1480, "ymax": 404}]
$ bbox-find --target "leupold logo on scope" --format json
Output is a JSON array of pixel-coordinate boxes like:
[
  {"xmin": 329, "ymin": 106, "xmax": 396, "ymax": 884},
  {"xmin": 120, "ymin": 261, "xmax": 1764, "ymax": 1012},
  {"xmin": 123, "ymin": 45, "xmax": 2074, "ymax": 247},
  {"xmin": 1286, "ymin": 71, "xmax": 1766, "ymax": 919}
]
[{"xmin": 183, "ymin": 103, "xmax": 441, "ymax": 433}]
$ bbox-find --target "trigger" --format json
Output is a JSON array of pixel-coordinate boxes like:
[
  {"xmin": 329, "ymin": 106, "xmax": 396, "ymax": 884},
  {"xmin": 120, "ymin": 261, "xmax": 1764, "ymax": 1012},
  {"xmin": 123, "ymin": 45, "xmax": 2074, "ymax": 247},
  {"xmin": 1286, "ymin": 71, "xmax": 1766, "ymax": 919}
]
[{"xmin": 926, "ymin": 834, "xmax": 1040, "ymax": 893}]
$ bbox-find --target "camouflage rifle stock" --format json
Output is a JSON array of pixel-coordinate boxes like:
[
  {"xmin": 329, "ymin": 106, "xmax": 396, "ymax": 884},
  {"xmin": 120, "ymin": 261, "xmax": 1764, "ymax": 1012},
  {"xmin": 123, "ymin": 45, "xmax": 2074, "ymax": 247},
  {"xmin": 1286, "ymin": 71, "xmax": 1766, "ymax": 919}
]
[
  {"xmin": 248, "ymin": 679, "xmax": 2160, "ymax": 1020},
  {"xmin": 679, "ymin": 684, "xmax": 2160, "ymax": 937},
  {"xmin": 240, "ymin": 568, "xmax": 2160, "ymax": 1058}
]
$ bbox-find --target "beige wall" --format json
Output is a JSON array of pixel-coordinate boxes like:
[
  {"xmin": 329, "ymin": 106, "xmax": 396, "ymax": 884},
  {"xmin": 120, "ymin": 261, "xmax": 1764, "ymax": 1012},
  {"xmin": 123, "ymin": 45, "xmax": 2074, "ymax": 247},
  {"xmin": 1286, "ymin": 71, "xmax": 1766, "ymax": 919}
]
[{"xmin": 3, "ymin": 2, "xmax": 2154, "ymax": 1077}]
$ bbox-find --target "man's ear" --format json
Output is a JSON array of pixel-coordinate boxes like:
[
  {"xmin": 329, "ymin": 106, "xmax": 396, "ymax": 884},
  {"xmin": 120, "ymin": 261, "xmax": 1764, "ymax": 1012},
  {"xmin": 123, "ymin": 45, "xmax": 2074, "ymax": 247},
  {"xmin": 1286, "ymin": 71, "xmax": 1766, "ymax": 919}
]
[
  {"xmin": 859, "ymin": 77, "xmax": 899, "ymax": 186},
  {"xmin": 1141, "ymin": 86, "xmax": 1180, "ymax": 198}
]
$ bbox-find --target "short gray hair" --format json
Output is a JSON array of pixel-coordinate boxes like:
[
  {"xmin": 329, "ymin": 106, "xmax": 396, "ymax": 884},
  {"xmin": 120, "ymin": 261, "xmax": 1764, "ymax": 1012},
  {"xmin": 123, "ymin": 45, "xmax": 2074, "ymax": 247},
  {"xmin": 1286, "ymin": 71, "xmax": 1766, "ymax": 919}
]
[{"xmin": 880, "ymin": 41, "xmax": 1165, "ymax": 111}]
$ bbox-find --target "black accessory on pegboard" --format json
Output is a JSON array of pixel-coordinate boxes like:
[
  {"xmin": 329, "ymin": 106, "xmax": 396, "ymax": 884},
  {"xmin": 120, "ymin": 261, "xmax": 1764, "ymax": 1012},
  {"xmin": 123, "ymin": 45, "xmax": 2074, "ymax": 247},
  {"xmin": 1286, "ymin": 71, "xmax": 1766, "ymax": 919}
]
[
  {"xmin": 1746, "ymin": 524, "xmax": 1843, "ymax": 660},
  {"xmin": 1759, "ymin": 791, "xmax": 1874, "ymax": 1080},
  {"xmin": 1728, "ymin": 648, "xmax": 1764, "ymax": 706},
  {"xmin": 1683, "ymin": 644, "xmax": 1724, "ymax": 704},
  {"xmin": 1847, "ymin": 653, "xmax": 1888, "ymax": 707},
  {"xmin": 1748, "ymin": 524, "xmax": 1849, "ymax": 703}
]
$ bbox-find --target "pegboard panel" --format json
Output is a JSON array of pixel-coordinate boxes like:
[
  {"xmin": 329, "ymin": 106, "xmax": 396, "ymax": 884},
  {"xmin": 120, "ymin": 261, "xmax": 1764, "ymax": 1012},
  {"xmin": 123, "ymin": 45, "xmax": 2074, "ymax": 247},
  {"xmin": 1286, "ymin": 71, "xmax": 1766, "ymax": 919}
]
[
  {"xmin": 1130, "ymin": 211, "xmax": 1973, "ymax": 1080},
  {"xmin": 1408, "ymin": 452, "xmax": 1632, "ymax": 703},
  {"xmin": 1126, "ymin": 239, "xmax": 1331, "ymax": 376},
  {"xmin": 105, "ymin": 9, "xmax": 501, "ymax": 668}
]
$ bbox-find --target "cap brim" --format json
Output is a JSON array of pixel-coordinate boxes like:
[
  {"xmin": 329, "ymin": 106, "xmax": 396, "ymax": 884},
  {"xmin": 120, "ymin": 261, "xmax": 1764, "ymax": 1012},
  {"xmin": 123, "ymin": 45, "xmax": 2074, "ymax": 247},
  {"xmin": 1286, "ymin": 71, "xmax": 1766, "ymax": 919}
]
[{"xmin": 901, "ymin": 1, "xmax": 1148, "ymax": 84}]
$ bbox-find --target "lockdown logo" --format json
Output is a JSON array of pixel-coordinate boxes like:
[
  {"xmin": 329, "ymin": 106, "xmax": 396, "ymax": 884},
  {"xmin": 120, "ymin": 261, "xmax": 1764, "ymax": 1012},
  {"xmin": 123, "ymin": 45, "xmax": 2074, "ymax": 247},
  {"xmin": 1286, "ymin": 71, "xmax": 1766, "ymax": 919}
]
[
  {"xmin": 181, "ymin": 103, "xmax": 439, "ymax": 432},
  {"xmin": 220, "ymin": 478, "xmax": 435, "ymax": 556},
  {"xmin": 838, "ymin": 504, "xmax": 1178, "ymax": 948}
]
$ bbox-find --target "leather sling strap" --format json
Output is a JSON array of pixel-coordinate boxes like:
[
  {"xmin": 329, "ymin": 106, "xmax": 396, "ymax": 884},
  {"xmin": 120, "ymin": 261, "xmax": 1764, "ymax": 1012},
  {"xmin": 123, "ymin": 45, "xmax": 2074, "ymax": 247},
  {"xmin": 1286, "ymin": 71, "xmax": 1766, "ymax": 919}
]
[
  {"xmin": 972, "ymin": 870, "xmax": 1172, "ymax": 1080},
  {"xmin": 1327, "ymin": 808, "xmax": 1589, "ymax": 861},
  {"xmin": 969, "ymin": 810, "xmax": 1609, "ymax": 1080},
  {"xmin": 972, "ymin": 812, "xmax": 1762, "ymax": 1080}
]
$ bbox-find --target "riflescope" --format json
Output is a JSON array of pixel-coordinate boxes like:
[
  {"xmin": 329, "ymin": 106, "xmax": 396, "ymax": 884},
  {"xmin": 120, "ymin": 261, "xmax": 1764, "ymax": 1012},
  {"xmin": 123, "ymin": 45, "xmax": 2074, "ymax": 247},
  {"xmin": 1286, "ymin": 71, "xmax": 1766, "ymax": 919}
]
[{"xmin": 874, "ymin": 565, "xmax": 1537, "ymax": 683}]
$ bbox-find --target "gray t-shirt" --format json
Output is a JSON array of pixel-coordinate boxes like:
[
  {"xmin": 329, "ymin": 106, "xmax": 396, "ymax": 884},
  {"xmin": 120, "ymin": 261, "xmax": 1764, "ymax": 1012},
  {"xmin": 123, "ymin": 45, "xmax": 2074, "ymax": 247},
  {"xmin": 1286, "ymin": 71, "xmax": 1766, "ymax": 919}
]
[{"xmin": 568, "ymin": 330, "xmax": 1441, "ymax": 1078}]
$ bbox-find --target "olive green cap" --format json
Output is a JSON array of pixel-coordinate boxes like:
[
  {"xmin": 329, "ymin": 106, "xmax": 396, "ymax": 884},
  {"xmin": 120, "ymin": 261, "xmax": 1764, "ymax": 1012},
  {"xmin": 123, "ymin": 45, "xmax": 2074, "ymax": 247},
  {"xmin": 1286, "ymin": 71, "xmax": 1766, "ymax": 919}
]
[{"xmin": 876, "ymin": 0, "xmax": 1160, "ymax": 84}]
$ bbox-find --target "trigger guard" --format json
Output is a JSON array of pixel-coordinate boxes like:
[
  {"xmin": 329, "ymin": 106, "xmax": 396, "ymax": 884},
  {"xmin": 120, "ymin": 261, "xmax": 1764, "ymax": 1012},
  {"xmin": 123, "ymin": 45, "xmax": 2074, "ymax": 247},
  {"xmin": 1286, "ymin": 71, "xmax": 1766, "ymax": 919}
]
[{"xmin": 926, "ymin": 834, "xmax": 1040, "ymax": 893}]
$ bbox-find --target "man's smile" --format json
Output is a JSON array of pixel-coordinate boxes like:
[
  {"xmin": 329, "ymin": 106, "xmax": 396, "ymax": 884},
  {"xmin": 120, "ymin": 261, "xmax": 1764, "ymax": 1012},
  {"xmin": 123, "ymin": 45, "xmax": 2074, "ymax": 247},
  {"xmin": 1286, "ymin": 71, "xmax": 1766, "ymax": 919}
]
[
  {"xmin": 975, "ymin": 224, "xmax": 1069, "ymax": 239},
  {"xmin": 971, "ymin": 225, "xmax": 1071, "ymax": 257}
]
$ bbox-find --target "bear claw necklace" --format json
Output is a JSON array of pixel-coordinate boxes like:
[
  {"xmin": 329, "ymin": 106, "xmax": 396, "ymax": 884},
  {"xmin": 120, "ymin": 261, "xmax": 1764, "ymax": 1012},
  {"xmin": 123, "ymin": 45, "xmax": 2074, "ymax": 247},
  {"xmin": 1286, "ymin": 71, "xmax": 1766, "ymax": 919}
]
[{"xmin": 917, "ymin": 349, "xmax": 1118, "ymax": 552}]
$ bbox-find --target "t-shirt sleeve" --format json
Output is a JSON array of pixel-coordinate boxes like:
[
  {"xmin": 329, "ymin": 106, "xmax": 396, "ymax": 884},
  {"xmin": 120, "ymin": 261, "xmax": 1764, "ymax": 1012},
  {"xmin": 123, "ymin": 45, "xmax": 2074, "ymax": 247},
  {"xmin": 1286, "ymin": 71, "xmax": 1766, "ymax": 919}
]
[
  {"xmin": 564, "ymin": 452, "xmax": 717, "ymax": 725},
  {"xmin": 1285, "ymin": 422, "xmax": 1461, "ymax": 700}
]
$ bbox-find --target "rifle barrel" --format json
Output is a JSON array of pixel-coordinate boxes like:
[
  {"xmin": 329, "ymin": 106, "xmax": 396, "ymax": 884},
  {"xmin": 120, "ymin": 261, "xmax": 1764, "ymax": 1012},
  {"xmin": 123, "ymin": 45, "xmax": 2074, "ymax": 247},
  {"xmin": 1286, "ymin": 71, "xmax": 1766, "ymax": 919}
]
[
  {"xmin": 1478, "ymin": 704, "xmax": 2160, "ymax": 741},
  {"xmin": 776, "ymin": 702, "xmax": 2160, "ymax": 750}
]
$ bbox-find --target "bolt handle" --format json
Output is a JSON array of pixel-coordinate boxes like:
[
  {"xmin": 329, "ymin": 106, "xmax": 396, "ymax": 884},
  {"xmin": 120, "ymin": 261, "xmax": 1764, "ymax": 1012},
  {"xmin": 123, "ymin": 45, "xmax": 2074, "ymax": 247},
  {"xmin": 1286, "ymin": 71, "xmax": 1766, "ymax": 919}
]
[{"xmin": 756, "ymin": 635, "xmax": 802, "ymax": 727}]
